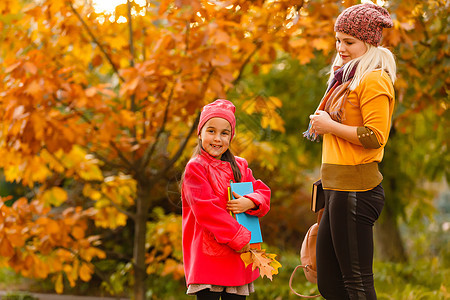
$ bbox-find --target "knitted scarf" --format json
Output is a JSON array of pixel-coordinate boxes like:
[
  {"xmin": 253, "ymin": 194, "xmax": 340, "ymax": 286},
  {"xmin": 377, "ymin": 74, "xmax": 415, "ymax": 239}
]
[{"xmin": 303, "ymin": 63, "xmax": 357, "ymax": 141}]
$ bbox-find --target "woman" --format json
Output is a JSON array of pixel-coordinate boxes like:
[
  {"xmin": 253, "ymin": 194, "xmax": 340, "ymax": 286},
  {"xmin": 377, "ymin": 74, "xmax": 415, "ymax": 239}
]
[{"xmin": 303, "ymin": 3, "xmax": 396, "ymax": 299}]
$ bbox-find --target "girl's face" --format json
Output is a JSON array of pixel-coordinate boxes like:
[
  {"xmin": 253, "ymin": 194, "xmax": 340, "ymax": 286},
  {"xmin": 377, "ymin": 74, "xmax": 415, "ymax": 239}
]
[
  {"xmin": 335, "ymin": 32, "xmax": 367, "ymax": 64},
  {"xmin": 199, "ymin": 117, "xmax": 232, "ymax": 159}
]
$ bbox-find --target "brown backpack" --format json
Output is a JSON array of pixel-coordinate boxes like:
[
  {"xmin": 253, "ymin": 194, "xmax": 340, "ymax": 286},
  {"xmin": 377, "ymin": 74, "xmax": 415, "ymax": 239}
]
[{"xmin": 289, "ymin": 209, "xmax": 323, "ymax": 298}]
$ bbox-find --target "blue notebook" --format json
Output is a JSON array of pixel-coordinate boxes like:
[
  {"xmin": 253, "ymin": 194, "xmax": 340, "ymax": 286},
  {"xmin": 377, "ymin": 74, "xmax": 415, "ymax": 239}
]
[{"xmin": 230, "ymin": 182, "xmax": 263, "ymax": 244}]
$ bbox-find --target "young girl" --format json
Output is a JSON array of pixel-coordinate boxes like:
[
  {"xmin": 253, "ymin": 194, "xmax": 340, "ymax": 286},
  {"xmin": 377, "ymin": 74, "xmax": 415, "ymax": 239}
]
[
  {"xmin": 303, "ymin": 3, "xmax": 396, "ymax": 299},
  {"xmin": 181, "ymin": 99, "xmax": 271, "ymax": 300}
]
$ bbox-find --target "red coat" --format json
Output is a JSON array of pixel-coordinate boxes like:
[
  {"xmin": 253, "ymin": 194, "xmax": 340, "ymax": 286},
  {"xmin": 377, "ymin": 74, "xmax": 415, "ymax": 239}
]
[{"xmin": 182, "ymin": 149, "xmax": 271, "ymax": 286}]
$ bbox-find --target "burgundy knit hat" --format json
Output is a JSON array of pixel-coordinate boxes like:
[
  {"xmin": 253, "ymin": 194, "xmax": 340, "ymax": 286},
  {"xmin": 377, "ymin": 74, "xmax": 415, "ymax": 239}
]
[
  {"xmin": 334, "ymin": 3, "xmax": 393, "ymax": 46},
  {"xmin": 197, "ymin": 99, "xmax": 236, "ymax": 139}
]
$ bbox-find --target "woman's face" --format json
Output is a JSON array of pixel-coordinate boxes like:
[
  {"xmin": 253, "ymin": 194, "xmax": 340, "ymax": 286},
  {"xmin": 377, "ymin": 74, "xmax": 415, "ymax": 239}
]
[
  {"xmin": 199, "ymin": 117, "xmax": 231, "ymax": 159},
  {"xmin": 335, "ymin": 32, "xmax": 367, "ymax": 64}
]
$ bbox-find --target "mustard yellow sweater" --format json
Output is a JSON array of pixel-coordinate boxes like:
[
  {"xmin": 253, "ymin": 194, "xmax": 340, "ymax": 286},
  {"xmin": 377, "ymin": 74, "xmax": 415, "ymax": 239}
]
[{"xmin": 321, "ymin": 70, "xmax": 395, "ymax": 191}]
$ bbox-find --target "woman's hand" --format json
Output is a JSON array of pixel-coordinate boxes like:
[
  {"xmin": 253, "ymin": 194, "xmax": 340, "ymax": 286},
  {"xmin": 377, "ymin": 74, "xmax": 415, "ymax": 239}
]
[
  {"xmin": 227, "ymin": 191, "xmax": 256, "ymax": 214},
  {"xmin": 309, "ymin": 110, "xmax": 334, "ymax": 135},
  {"xmin": 310, "ymin": 110, "xmax": 362, "ymax": 145}
]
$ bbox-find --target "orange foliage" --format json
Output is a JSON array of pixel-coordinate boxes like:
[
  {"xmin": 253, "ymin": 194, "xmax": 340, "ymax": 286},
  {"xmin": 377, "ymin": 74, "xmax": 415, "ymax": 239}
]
[
  {"xmin": 0, "ymin": 1, "xmax": 339, "ymax": 293},
  {"xmin": 0, "ymin": 197, "xmax": 105, "ymax": 291},
  {"xmin": 240, "ymin": 248, "xmax": 282, "ymax": 281},
  {"xmin": 0, "ymin": 0, "xmax": 446, "ymax": 296}
]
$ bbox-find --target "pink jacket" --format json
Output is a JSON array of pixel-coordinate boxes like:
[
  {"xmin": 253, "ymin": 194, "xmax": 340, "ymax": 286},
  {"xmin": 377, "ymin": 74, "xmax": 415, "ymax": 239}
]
[{"xmin": 182, "ymin": 149, "xmax": 271, "ymax": 286}]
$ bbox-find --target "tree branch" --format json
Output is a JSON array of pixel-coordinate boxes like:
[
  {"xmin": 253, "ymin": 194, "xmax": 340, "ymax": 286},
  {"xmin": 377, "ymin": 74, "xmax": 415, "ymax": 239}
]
[
  {"xmin": 59, "ymin": 246, "xmax": 115, "ymax": 292},
  {"xmin": 158, "ymin": 111, "xmax": 200, "ymax": 178},
  {"xmin": 185, "ymin": 20, "xmax": 190, "ymax": 53},
  {"xmin": 60, "ymin": 103, "xmax": 134, "ymax": 170},
  {"xmin": 98, "ymin": 190, "xmax": 136, "ymax": 220},
  {"xmin": 68, "ymin": 1, "xmax": 124, "ymax": 82},
  {"xmin": 232, "ymin": 0, "xmax": 305, "ymax": 86},
  {"xmin": 127, "ymin": 0, "xmax": 136, "ymax": 68},
  {"xmin": 126, "ymin": 0, "xmax": 138, "ymax": 153},
  {"xmin": 155, "ymin": 64, "xmax": 218, "ymax": 177},
  {"xmin": 45, "ymin": 149, "xmax": 136, "ymax": 220},
  {"xmin": 140, "ymin": 90, "xmax": 174, "ymax": 170},
  {"xmin": 232, "ymin": 40, "xmax": 263, "ymax": 85},
  {"xmin": 108, "ymin": 140, "xmax": 135, "ymax": 170}
]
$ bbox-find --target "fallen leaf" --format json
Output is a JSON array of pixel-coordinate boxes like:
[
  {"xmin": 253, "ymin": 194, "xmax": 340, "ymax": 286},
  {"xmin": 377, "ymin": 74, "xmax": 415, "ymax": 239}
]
[{"xmin": 240, "ymin": 248, "xmax": 282, "ymax": 281}]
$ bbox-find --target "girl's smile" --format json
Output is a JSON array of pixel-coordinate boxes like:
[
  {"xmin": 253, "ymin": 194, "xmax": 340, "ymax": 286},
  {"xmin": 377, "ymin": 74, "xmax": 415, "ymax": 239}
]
[{"xmin": 199, "ymin": 117, "xmax": 231, "ymax": 159}]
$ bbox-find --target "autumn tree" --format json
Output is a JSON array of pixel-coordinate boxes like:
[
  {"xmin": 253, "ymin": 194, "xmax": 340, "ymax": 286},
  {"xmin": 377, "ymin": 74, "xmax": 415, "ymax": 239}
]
[
  {"xmin": 0, "ymin": 0, "xmax": 347, "ymax": 298},
  {"xmin": 374, "ymin": 0, "xmax": 449, "ymax": 262},
  {"xmin": 1, "ymin": 0, "xmax": 446, "ymax": 298}
]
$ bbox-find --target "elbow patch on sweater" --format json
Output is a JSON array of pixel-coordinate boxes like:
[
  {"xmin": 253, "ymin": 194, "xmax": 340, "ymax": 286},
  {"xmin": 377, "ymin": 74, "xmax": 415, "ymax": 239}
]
[{"xmin": 357, "ymin": 126, "xmax": 381, "ymax": 149}]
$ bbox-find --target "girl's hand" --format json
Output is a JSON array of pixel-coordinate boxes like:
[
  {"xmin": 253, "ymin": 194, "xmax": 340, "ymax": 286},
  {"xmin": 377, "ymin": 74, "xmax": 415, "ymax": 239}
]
[
  {"xmin": 309, "ymin": 110, "xmax": 334, "ymax": 135},
  {"xmin": 237, "ymin": 243, "xmax": 250, "ymax": 253},
  {"xmin": 227, "ymin": 191, "xmax": 256, "ymax": 214}
]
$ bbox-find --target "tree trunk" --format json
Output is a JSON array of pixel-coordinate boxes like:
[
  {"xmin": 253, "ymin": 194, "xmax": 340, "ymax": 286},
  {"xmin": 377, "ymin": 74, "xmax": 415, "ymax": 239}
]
[
  {"xmin": 133, "ymin": 181, "xmax": 151, "ymax": 300},
  {"xmin": 374, "ymin": 202, "xmax": 408, "ymax": 262}
]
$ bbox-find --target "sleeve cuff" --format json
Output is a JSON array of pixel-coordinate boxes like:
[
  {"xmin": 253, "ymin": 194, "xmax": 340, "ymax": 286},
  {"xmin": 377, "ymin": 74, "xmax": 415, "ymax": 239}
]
[
  {"xmin": 227, "ymin": 226, "xmax": 251, "ymax": 251},
  {"xmin": 357, "ymin": 126, "xmax": 381, "ymax": 149}
]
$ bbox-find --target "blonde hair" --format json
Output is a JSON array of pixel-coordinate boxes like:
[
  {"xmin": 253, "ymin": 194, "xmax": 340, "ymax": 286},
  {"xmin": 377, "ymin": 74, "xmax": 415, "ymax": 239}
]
[{"xmin": 328, "ymin": 44, "xmax": 397, "ymax": 90}]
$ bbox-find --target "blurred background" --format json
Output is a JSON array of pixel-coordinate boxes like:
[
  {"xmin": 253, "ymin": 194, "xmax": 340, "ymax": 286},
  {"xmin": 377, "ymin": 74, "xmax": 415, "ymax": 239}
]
[{"xmin": 0, "ymin": 0, "xmax": 448, "ymax": 299}]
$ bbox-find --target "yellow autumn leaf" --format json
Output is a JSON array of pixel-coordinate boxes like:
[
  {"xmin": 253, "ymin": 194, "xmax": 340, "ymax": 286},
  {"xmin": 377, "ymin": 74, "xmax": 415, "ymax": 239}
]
[
  {"xmin": 161, "ymin": 258, "xmax": 180, "ymax": 277},
  {"xmin": 266, "ymin": 253, "xmax": 282, "ymax": 275},
  {"xmin": 250, "ymin": 249, "xmax": 273, "ymax": 269},
  {"xmin": 268, "ymin": 96, "xmax": 282, "ymax": 108},
  {"xmin": 81, "ymin": 247, "xmax": 106, "ymax": 261},
  {"xmin": 40, "ymin": 149, "xmax": 65, "ymax": 173},
  {"xmin": 240, "ymin": 249, "xmax": 282, "ymax": 281},
  {"xmin": 79, "ymin": 262, "xmax": 92, "ymax": 282},
  {"xmin": 63, "ymin": 145, "xmax": 86, "ymax": 168},
  {"xmin": 0, "ymin": 236, "xmax": 14, "ymax": 257},
  {"xmin": 260, "ymin": 64, "xmax": 272, "ymax": 74},
  {"xmin": 48, "ymin": 256, "xmax": 63, "ymax": 272},
  {"xmin": 240, "ymin": 251, "xmax": 253, "ymax": 268},
  {"xmin": 33, "ymin": 256, "xmax": 50, "ymax": 279},
  {"xmin": 265, "ymin": 113, "xmax": 286, "ymax": 133},
  {"xmin": 5, "ymin": 227, "xmax": 25, "ymax": 248},
  {"xmin": 82, "ymin": 184, "xmax": 102, "ymax": 201},
  {"xmin": 42, "ymin": 187, "xmax": 68, "ymax": 207},
  {"xmin": 119, "ymin": 109, "xmax": 136, "ymax": 127},
  {"xmin": 114, "ymin": 3, "xmax": 128, "ymax": 18},
  {"xmin": 55, "ymin": 272, "xmax": 64, "ymax": 294},
  {"xmin": 72, "ymin": 226, "xmax": 85, "ymax": 240},
  {"xmin": 242, "ymin": 100, "xmax": 257, "ymax": 115},
  {"xmin": 94, "ymin": 207, "xmax": 127, "ymax": 229},
  {"xmin": 289, "ymin": 38, "xmax": 307, "ymax": 48},
  {"xmin": 64, "ymin": 261, "xmax": 78, "ymax": 287},
  {"xmin": 312, "ymin": 37, "xmax": 332, "ymax": 51},
  {"xmin": 78, "ymin": 163, "xmax": 104, "ymax": 181},
  {"xmin": 3, "ymin": 165, "xmax": 21, "ymax": 183}
]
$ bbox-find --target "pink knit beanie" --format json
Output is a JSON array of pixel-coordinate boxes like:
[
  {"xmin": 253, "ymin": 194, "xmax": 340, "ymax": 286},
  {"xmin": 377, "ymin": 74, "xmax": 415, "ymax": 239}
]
[
  {"xmin": 334, "ymin": 3, "xmax": 393, "ymax": 46},
  {"xmin": 197, "ymin": 99, "xmax": 236, "ymax": 139}
]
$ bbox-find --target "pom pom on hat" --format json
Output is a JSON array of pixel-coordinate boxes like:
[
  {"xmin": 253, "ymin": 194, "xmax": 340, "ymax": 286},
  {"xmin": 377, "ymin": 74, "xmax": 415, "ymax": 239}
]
[
  {"xmin": 334, "ymin": 3, "xmax": 393, "ymax": 46},
  {"xmin": 197, "ymin": 99, "xmax": 236, "ymax": 139}
]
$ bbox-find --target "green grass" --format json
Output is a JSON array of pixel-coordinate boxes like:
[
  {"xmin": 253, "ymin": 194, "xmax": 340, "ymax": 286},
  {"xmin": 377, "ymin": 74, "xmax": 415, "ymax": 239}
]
[
  {"xmin": 0, "ymin": 268, "xmax": 30, "ymax": 290},
  {"xmin": 2, "ymin": 292, "xmax": 38, "ymax": 300}
]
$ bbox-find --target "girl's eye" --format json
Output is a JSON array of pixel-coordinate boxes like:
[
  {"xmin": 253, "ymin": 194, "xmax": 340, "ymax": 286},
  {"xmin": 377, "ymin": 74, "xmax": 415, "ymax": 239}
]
[{"xmin": 222, "ymin": 132, "xmax": 229, "ymax": 136}]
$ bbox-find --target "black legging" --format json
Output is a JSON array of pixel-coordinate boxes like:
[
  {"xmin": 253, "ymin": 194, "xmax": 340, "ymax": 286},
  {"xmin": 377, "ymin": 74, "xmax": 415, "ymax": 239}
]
[
  {"xmin": 196, "ymin": 289, "xmax": 246, "ymax": 300},
  {"xmin": 316, "ymin": 184, "xmax": 384, "ymax": 300}
]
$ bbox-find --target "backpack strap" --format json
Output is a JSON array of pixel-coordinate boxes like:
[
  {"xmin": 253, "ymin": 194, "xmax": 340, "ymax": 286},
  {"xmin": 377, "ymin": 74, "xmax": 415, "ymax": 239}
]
[{"xmin": 289, "ymin": 265, "xmax": 321, "ymax": 298}]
